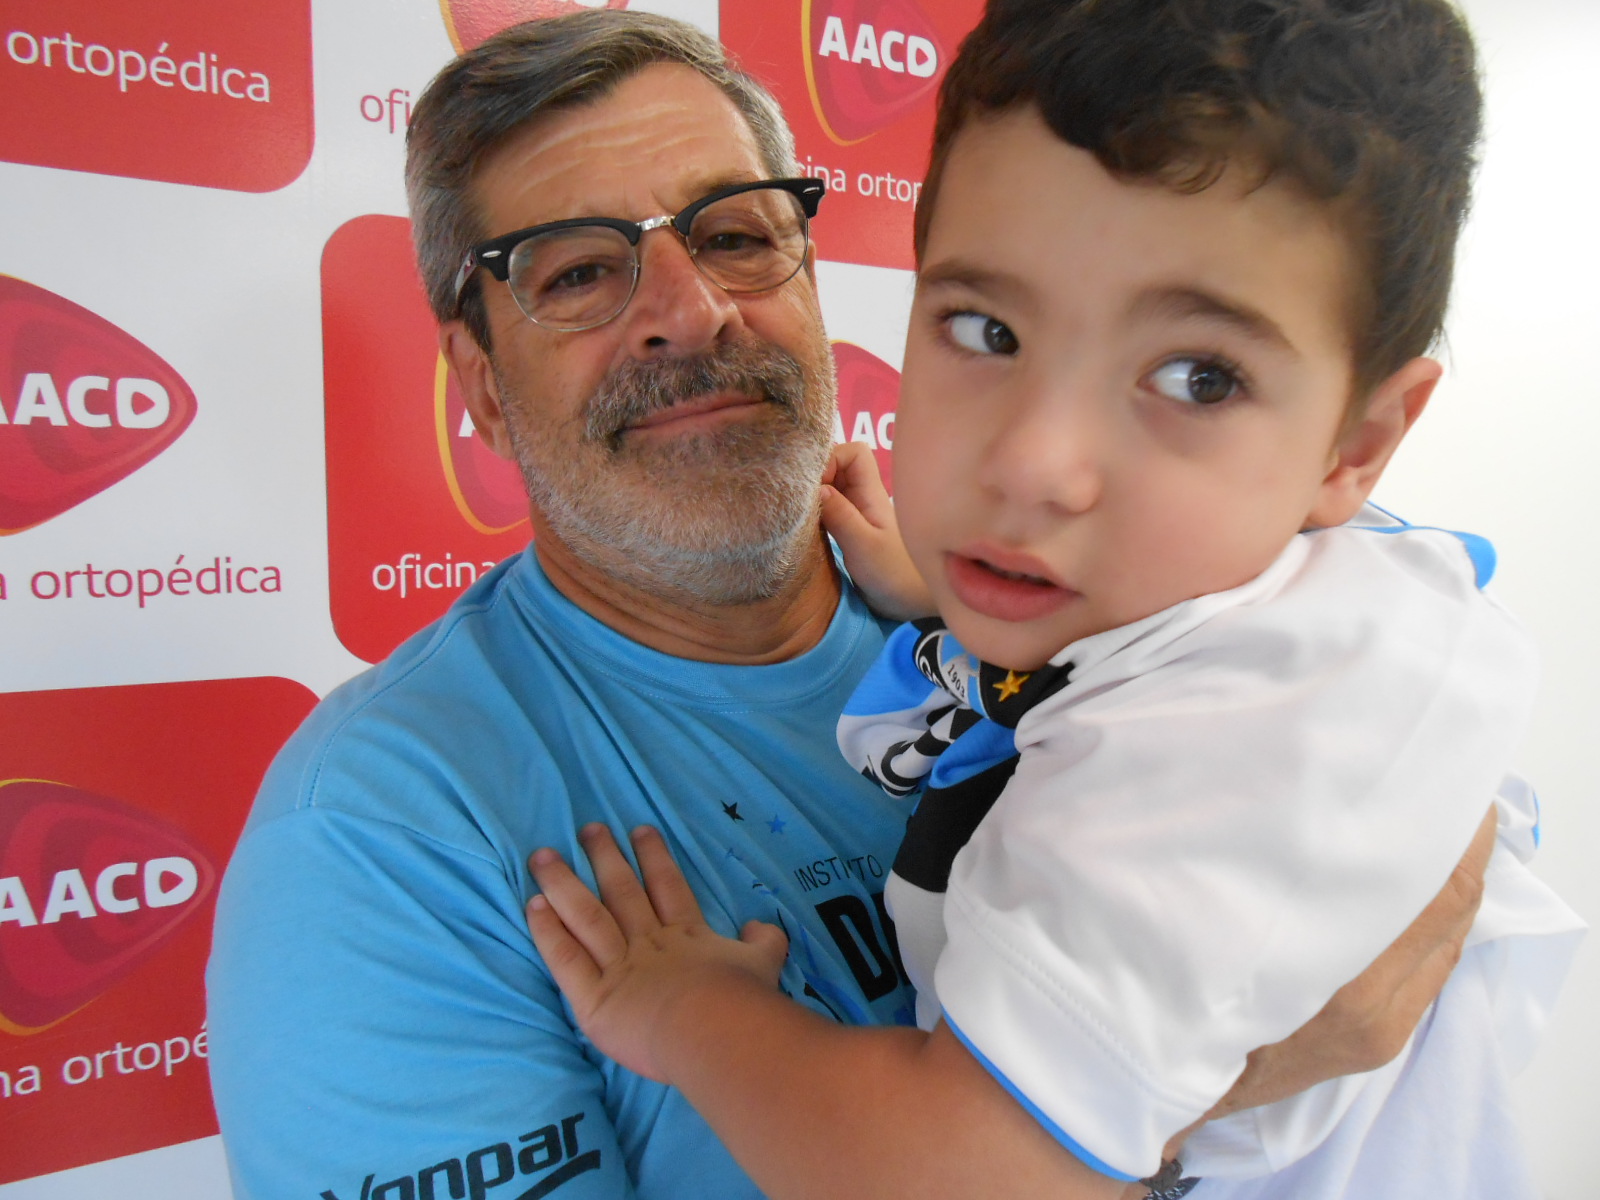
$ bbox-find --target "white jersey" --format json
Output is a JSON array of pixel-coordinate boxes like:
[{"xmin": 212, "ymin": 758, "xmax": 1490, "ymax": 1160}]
[{"xmin": 842, "ymin": 516, "xmax": 1584, "ymax": 1188}]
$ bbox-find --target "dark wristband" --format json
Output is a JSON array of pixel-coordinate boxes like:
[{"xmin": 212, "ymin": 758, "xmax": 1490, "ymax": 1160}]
[{"xmin": 1141, "ymin": 1158, "xmax": 1201, "ymax": 1198}]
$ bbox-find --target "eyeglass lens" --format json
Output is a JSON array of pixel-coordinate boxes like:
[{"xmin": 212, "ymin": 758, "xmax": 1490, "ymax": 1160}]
[{"xmin": 505, "ymin": 186, "xmax": 809, "ymax": 331}]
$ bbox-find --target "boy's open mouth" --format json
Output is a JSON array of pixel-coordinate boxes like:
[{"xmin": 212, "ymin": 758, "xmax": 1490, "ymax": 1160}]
[
  {"xmin": 979, "ymin": 560, "xmax": 1053, "ymax": 585},
  {"xmin": 945, "ymin": 550, "xmax": 1076, "ymax": 623}
]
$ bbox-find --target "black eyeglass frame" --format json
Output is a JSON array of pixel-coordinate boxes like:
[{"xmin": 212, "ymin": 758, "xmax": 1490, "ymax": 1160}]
[{"xmin": 453, "ymin": 177, "xmax": 827, "ymax": 327}]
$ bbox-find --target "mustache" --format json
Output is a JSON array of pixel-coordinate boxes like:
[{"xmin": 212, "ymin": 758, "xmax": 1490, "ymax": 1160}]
[{"xmin": 584, "ymin": 339, "xmax": 810, "ymax": 446}]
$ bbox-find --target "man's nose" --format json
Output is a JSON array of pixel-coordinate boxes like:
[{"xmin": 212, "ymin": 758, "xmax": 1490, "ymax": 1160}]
[
  {"xmin": 974, "ymin": 374, "xmax": 1104, "ymax": 516},
  {"xmin": 617, "ymin": 228, "xmax": 745, "ymax": 358}
]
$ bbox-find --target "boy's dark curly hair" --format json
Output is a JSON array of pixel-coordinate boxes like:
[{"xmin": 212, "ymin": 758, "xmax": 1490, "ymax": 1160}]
[{"xmin": 916, "ymin": 0, "xmax": 1483, "ymax": 397}]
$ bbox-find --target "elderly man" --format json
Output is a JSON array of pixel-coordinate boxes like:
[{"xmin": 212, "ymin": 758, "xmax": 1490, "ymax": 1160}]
[{"xmin": 206, "ymin": 13, "xmax": 1482, "ymax": 1200}]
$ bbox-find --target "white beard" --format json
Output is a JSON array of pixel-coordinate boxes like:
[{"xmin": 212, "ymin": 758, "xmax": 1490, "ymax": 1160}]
[{"xmin": 498, "ymin": 335, "xmax": 837, "ymax": 607}]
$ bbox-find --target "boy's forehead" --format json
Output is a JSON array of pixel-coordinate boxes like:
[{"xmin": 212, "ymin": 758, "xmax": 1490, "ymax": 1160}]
[{"xmin": 922, "ymin": 107, "xmax": 1358, "ymax": 354}]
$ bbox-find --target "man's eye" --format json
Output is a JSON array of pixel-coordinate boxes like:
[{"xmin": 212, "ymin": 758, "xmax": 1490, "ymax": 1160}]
[
  {"xmin": 947, "ymin": 312, "xmax": 1019, "ymax": 356},
  {"xmin": 541, "ymin": 260, "xmax": 612, "ymax": 294},
  {"xmin": 1147, "ymin": 357, "xmax": 1241, "ymax": 405},
  {"xmin": 698, "ymin": 230, "xmax": 768, "ymax": 255}
]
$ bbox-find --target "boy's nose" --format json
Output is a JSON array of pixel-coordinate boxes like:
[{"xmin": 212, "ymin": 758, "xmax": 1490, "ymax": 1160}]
[{"xmin": 975, "ymin": 382, "xmax": 1104, "ymax": 516}]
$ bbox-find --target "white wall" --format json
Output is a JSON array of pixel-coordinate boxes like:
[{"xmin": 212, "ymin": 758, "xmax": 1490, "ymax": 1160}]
[{"xmin": 1376, "ymin": 3, "xmax": 1600, "ymax": 1195}]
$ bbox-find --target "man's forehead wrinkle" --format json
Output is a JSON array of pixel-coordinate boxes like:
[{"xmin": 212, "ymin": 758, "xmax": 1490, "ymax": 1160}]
[
  {"xmin": 478, "ymin": 103, "xmax": 764, "ymax": 233},
  {"xmin": 523, "ymin": 94, "xmax": 709, "ymax": 162},
  {"xmin": 1130, "ymin": 286, "xmax": 1297, "ymax": 353}
]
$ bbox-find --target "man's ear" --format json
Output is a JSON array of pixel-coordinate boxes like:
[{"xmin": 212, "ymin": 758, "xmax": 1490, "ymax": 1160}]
[
  {"xmin": 1307, "ymin": 357, "xmax": 1441, "ymax": 528},
  {"xmin": 439, "ymin": 319, "xmax": 516, "ymax": 461}
]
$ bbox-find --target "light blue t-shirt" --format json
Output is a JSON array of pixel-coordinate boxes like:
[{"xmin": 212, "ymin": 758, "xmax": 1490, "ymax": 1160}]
[{"xmin": 207, "ymin": 547, "xmax": 917, "ymax": 1200}]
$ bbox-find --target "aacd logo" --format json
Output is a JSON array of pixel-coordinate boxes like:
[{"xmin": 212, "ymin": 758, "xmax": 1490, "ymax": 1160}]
[
  {"xmin": 804, "ymin": 0, "xmax": 944, "ymax": 144},
  {"xmin": 0, "ymin": 780, "xmax": 214, "ymax": 1034},
  {"xmin": 723, "ymin": 0, "xmax": 976, "ymax": 270},
  {"xmin": 0, "ymin": 679, "xmax": 317, "ymax": 1187},
  {"xmin": 0, "ymin": 276, "xmax": 196, "ymax": 535},
  {"xmin": 831, "ymin": 342, "xmax": 899, "ymax": 494},
  {"xmin": 442, "ymin": 0, "xmax": 629, "ymax": 53}
]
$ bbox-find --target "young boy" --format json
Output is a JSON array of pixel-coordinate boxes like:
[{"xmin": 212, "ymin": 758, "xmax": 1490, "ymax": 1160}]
[{"xmin": 526, "ymin": 1, "xmax": 1582, "ymax": 1196}]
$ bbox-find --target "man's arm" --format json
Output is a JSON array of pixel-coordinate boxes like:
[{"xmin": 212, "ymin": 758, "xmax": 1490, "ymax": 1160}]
[
  {"xmin": 527, "ymin": 820, "xmax": 1492, "ymax": 1200},
  {"xmin": 1207, "ymin": 805, "xmax": 1496, "ymax": 1117}
]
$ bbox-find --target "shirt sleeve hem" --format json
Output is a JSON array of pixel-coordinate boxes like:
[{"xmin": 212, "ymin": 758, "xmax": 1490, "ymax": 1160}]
[{"xmin": 943, "ymin": 1011, "xmax": 1142, "ymax": 1182}]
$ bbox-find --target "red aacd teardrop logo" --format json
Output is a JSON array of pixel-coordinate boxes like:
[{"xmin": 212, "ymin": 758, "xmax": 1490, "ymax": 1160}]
[
  {"xmin": 0, "ymin": 780, "xmax": 216, "ymax": 1034},
  {"xmin": 0, "ymin": 277, "xmax": 197, "ymax": 535},
  {"xmin": 804, "ymin": 0, "xmax": 944, "ymax": 144}
]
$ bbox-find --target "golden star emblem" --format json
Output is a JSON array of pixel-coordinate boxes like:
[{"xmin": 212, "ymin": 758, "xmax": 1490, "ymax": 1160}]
[{"xmin": 993, "ymin": 670, "xmax": 1031, "ymax": 702}]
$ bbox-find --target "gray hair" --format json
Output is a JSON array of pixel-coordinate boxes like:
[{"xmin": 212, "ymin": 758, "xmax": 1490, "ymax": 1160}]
[{"xmin": 406, "ymin": 11, "xmax": 798, "ymax": 348}]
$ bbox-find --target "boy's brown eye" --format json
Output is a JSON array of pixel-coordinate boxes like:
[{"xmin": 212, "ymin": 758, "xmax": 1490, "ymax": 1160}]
[
  {"xmin": 1189, "ymin": 363, "xmax": 1235, "ymax": 403},
  {"xmin": 1148, "ymin": 357, "xmax": 1240, "ymax": 405},
  {"xmin": 947, "ymin": 311, "xmax": 1020, "ymax": 356}
]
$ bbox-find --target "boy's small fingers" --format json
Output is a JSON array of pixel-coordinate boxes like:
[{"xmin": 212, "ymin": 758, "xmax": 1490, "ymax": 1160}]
[
  {"xmin": 578, "ymin": 823, "xmax": 663, "ymax": 937},
  {"xmin": 821, "ymin": 447, "xmax": 842, "ymax": 488},
  {"xmin": 829, "ymin": 439, "xmax": 871, "ymax": 467},
  {"xmin": 526, "ymin": 893, "xmax": 605, "ymax": 1000},
  {"xmin": 739, "ymin": 918, "xmax": 790, "ymax": 975},
  {"xmin": 819, "ymin": 484, "xmax": 872, "ymax": 543},
  {"xmin": 630, "ymin": 826, "xmax": 706, "ymax": 927},
  {"xmin": 830, "ymin": 445, "xmax": 895, "ymax": 528},
  {"xmin": 823, "ymin": 441, "xmax": 870, "ymax": 489},
  {"xmin": 527, "ymin": 847, "xmax": 628, "ymax": 967}
]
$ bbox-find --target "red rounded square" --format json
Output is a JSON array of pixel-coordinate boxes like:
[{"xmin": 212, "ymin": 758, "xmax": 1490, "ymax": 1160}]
[
  {"xmin": 322, "ymin": 215, "xmax": 531, "ymax": 665},
  {"xmin": 0, "ymin": 678, "xmax": 317, "ymax": 1186},
  {"xmin": 0, "ymin": 276, "xmax": 197, "ymax": 535},
  {"xmin": 0, "ymin": 0, "xmax": 313, "ymax": 193},
  {"xmin": 720, "ymin": 0, "xmax": 984, "ymax": 270}
]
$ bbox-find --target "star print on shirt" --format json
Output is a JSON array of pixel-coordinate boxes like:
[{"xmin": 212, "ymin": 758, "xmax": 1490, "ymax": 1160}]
[
  {"xmin": 767, "ymin": 815, "xmax": 788, "ymax": 835},
  {"xmin": 723, "ymin": 801, "xmax": 744, "ymax": 822},
  {"xmin": 993, "ymin": 670, "xmax": 1031, "ymax": 702}
]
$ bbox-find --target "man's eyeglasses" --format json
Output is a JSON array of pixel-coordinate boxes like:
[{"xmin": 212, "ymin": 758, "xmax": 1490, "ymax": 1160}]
[{"xmin": 453, "ymin": 177, "xmax": 827, "ymax": 332}]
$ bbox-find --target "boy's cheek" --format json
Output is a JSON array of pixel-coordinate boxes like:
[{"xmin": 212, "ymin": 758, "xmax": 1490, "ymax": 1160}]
[{"xmin": 890, "ymin": 488, "xmax": 952, "ymax": 590}]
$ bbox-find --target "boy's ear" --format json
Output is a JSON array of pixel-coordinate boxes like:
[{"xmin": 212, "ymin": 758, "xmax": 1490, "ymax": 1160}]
[
  {"xmin": 1306, "ymin": 356, "xmax": 1442, "ymax": 528},
  {"xmin": 439, "ymin": 320, "xmax": 516, "ymax": 461}
]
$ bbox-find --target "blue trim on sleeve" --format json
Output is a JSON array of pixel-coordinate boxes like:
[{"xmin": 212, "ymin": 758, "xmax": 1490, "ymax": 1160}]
[
  {"xmin": 942, "ymin": 1012, "xmax": 1141, "ymax": 1182},
  {"xmin": 1363, "ymin": 501, "xmax": 1410, "ymax": 528},
  {"xmin": 1532, "ymin": 789, "xmax": 1543, "ymax": 849},
  {"xmin": 1355, "ymin": 521, "xmax": 1498, "ymax": 588},
  {"xmin": 1448, "ymin": 531, "xmax": 1496, "ymax": 588}
]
